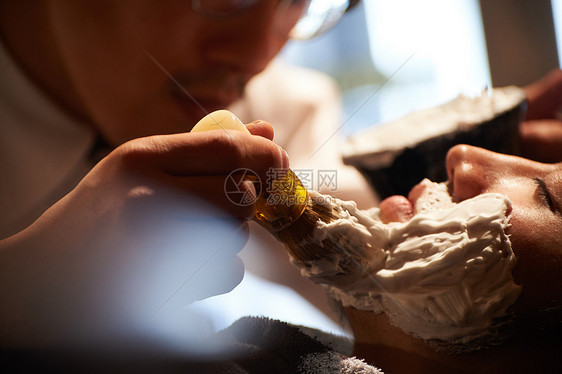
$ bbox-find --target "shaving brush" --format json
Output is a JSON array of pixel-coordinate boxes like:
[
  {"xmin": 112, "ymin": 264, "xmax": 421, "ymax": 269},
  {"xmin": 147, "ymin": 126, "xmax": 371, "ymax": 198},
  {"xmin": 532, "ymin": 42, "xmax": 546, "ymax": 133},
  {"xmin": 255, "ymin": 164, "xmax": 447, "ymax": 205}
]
[{"xmin": 191, "ymin": 110, "xmax": 366, "ymax": 263}]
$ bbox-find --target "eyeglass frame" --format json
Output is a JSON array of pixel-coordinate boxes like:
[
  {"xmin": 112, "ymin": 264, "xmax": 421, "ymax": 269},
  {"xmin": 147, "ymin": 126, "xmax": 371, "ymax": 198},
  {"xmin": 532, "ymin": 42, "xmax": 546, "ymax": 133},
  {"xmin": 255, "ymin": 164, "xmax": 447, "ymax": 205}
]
[{"xmin": 190, "ymin": 0, "xmax": 361, "ymax": 40}]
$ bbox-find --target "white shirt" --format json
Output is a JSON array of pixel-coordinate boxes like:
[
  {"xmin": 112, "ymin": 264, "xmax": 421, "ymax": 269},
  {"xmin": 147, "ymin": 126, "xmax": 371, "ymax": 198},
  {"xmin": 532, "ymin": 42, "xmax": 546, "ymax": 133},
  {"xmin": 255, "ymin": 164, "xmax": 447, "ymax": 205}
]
[{"xmin": 0, "ymin": 41, "xmax": 96, "ymax": 238}]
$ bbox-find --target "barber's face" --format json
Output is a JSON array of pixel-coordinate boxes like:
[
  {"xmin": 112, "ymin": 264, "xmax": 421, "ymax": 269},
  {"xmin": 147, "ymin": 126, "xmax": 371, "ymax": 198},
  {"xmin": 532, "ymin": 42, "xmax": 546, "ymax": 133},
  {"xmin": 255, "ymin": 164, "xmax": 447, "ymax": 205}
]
[
  {"xmin": 48, "ymin": 0, "xmax": 290, "ymax": 145},
  {"xmin": 445, "ymin": 145, "xmax": 562, "ymax": 313}
]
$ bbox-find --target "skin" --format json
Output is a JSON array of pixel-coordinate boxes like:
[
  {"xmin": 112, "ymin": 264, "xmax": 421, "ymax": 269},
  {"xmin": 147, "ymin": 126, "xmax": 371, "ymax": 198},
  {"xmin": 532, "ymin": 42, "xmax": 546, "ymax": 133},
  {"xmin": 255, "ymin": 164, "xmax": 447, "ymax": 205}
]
[
  {"xmin": 345, "ymin": 70, "xmax": 562, "ymax": 371},
  {"xmin": 0, "ymin": 123, "xmax": 290, "ymax": 346},
  {"xmin": 0, "ymin": 0, "xmax": 296, "ymax": 223},
  {"xmin": 0, "ymin": 0, "xmax": 292, "ymax": 144},
  {"xmin": 0, "ymin": 0, "xmax": 559, "ymax": 364},
  {"xmin": 347, "ymin": 146, "xmax": 562, "ymax": 373},
  {"xmin": 0, "ymin": 0, "xmax": 297, "ymax": 347}
]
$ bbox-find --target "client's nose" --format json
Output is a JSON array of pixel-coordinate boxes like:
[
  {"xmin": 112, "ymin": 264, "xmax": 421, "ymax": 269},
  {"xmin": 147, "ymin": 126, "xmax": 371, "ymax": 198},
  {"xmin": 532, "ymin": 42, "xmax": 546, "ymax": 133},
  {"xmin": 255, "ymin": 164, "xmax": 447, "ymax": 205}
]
[{"xmin": 446, "ymin": 145, "xmax": 497, "ymax": 201}]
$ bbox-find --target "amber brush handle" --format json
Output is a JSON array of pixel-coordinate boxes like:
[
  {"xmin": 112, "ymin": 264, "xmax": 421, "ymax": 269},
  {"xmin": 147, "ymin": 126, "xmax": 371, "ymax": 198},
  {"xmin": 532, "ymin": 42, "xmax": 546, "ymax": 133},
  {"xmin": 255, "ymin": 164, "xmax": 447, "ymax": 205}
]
[{"xmin": 191, "ymin": 110, "xmax": 308, "ymax": 232}]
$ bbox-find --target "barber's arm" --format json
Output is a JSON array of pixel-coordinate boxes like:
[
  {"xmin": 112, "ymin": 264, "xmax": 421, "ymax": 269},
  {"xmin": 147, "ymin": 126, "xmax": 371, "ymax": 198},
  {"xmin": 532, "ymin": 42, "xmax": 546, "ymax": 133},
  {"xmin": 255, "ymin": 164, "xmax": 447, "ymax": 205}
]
[{"xmin": 0, "ymin": 122, "xmax": 287, "ymax": 347}]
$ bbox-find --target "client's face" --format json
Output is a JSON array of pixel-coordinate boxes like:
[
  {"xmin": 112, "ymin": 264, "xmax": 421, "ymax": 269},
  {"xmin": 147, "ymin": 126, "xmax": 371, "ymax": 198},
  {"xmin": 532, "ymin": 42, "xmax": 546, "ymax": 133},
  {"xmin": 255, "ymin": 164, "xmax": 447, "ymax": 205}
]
[
  {"xmin": 344, "ymin": 145, "xmax": 561, "ymax": 361},
  {"xmin": 381, "ymin": 145, "xmax": 562, "ymax": 313},
  {"xmin": 444, "ymin": 145, "xmax": 562, "ymax": 313},
  {"xmin": 344, "ymin": 145, "xmax": 561, "ymax": 371},
  {"xmin": 379, "ymin": 145, "xmax": 561, "ymax": 314},
  {"xmin": 344, "ymin": 145, "xmax": 562, "ymax": 372}
]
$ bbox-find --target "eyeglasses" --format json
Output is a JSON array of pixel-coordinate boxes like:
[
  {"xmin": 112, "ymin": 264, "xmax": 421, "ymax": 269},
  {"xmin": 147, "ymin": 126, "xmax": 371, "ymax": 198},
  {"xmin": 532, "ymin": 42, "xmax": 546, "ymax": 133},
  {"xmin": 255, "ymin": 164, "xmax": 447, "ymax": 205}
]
[{"xmin": 191, "ymin": 0, "xmax": 360, "ymax": 40}]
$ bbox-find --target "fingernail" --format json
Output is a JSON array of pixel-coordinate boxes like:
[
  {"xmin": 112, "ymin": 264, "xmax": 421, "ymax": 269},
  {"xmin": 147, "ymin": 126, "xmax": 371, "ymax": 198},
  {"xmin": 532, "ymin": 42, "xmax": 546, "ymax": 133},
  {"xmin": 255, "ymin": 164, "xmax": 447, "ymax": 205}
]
[{"xmin": 281, "ymin": 148, "xmax": 290, "ymax": 170}]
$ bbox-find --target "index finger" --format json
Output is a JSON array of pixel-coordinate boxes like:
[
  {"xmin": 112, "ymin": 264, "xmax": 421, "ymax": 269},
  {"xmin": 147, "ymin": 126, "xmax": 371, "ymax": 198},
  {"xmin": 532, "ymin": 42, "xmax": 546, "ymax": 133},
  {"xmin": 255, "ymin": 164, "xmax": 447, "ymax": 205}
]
[{"xmin": 122, "ymin": 131, "xmax": 289, "ymax": 180}]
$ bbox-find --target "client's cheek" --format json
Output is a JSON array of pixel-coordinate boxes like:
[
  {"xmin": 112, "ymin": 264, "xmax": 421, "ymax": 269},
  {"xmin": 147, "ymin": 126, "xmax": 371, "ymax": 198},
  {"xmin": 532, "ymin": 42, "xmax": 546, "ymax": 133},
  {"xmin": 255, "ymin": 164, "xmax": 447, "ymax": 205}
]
[
  {"xmin": 503, "ymin": 209, "xmax": 534, "ymax": 260},
  {"xmin": 502, "ymin": 210, "xmax": 557, "ymax": 309},
  {"xmin": 379, "ymin": 195, "xmax": 413, "ymax": 223}
]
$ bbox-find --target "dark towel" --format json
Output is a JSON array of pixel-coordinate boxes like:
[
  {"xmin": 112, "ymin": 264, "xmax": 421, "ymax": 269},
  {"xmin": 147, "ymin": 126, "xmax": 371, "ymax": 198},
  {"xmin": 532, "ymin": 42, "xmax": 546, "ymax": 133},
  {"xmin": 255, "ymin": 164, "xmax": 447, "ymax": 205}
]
[
  {"xmin": 1, "ymin": 317, "xmax": 383, "ymax": 373},
  {"xmin": 212, "ymin": 316, "xmax": 383, "ymax": 374}
]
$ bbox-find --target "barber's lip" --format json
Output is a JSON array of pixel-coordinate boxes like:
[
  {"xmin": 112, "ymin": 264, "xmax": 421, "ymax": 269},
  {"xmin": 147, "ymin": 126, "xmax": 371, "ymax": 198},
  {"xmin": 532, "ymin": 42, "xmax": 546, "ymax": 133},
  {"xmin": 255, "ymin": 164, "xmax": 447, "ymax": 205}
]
[
  {"xmin": 171, "ymin": 91, "xmax": 234, "ymax": 120},
  {"xmin": 169, "ymin": 82, "xmax": 241, "ymax": 109}
]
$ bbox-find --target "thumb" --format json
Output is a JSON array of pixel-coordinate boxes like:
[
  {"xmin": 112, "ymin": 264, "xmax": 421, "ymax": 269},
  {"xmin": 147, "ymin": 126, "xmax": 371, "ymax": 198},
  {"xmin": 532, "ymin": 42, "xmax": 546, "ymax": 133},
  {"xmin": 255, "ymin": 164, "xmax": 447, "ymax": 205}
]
[{"xmin": 245, "ymin": 120, "xmax": 275, "ymax": 141}]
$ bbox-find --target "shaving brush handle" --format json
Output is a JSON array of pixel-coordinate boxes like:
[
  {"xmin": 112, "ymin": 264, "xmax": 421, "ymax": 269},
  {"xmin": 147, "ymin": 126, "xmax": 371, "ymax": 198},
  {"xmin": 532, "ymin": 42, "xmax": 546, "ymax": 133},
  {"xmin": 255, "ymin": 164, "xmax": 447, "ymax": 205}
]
[
  {"xmin": 253, "ymin": 168, "xmax": 308, "ymax": 232},
  {"xmin": 191, "ymin": 110, "xmax": 308, "ymax": 232},
  {"xmin": 191, "ymin": 109, "xmax": 252, "ymax": 134}
]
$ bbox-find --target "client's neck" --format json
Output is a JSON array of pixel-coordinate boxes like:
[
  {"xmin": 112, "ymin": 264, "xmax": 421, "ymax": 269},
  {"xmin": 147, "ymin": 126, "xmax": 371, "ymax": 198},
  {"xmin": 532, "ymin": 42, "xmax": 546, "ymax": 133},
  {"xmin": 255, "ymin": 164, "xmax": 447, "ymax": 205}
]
[{"xmin": 346, "ymin": 308, "xmax": 556, "ymax": 374}]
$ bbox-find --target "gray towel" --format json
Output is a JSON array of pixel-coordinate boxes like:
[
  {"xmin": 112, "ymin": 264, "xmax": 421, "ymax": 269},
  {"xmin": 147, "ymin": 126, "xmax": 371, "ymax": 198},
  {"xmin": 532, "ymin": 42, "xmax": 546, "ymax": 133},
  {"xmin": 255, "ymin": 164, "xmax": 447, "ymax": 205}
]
[
  {"xmin": 215, "ymin": 316, "xmax": 384, "ymax": 374},
  {"xmin": 1, "ymin": 317, "xmax": 383, "ymax": 373}
]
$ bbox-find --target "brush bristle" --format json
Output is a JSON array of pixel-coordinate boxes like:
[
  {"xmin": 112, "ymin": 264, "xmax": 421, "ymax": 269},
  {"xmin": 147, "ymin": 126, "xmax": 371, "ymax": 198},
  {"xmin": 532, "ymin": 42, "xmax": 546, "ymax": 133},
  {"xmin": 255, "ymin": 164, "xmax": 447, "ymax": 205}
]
[{"xmin": 275, "ymin": 195, "xmax": 367, "ymax": 263}]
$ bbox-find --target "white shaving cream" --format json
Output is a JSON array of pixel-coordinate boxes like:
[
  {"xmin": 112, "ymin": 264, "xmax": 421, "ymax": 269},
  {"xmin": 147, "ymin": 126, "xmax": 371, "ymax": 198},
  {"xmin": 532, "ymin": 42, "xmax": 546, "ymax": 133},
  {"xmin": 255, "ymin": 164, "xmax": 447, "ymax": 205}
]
[{"xmin": 295, "ymin": 180, "xmax": 521, "ymax": 342}]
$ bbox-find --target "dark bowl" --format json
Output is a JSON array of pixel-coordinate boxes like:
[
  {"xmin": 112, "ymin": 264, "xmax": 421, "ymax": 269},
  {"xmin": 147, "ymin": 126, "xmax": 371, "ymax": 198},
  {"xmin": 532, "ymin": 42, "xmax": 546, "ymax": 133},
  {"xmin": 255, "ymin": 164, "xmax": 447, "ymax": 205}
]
[{"xmin": 342, "ymin": 87, "xmax": 527, "ymax": 199}]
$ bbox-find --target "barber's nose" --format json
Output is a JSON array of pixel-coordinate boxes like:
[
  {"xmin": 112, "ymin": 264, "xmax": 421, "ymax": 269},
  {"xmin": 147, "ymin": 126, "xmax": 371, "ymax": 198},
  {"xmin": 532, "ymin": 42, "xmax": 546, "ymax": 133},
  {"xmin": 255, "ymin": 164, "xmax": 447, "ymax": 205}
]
[
  {"xmin": 201, "ymin": 7, "xmax": 285, "ymax": 77},
  {"xmin": 446, "ymin": 144, "xmax": 499, "ymax": 201}
]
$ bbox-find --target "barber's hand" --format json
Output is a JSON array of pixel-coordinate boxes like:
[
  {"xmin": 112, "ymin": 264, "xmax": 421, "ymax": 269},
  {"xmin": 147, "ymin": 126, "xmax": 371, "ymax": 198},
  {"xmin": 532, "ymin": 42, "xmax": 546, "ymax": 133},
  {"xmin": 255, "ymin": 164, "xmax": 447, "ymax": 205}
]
[
  {"xmin": 88, "ymin": 119, "xmax": 283, "ymax": 220},
  {"xmin": 520, "ymin": 69, "xmax": 562, "ymax": 163},
  {"xmin": 0, "ymin": 120, "xmax": 287, "ymax": 347}
]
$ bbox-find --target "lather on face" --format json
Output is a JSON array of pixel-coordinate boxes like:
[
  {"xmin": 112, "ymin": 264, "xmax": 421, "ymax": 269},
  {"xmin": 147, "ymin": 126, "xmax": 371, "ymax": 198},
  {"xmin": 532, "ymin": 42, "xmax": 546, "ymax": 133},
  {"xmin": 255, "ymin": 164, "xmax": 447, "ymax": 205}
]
[{"xmin": 285, "ymin": 144, "xmax": 562, "ymax": 345}]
